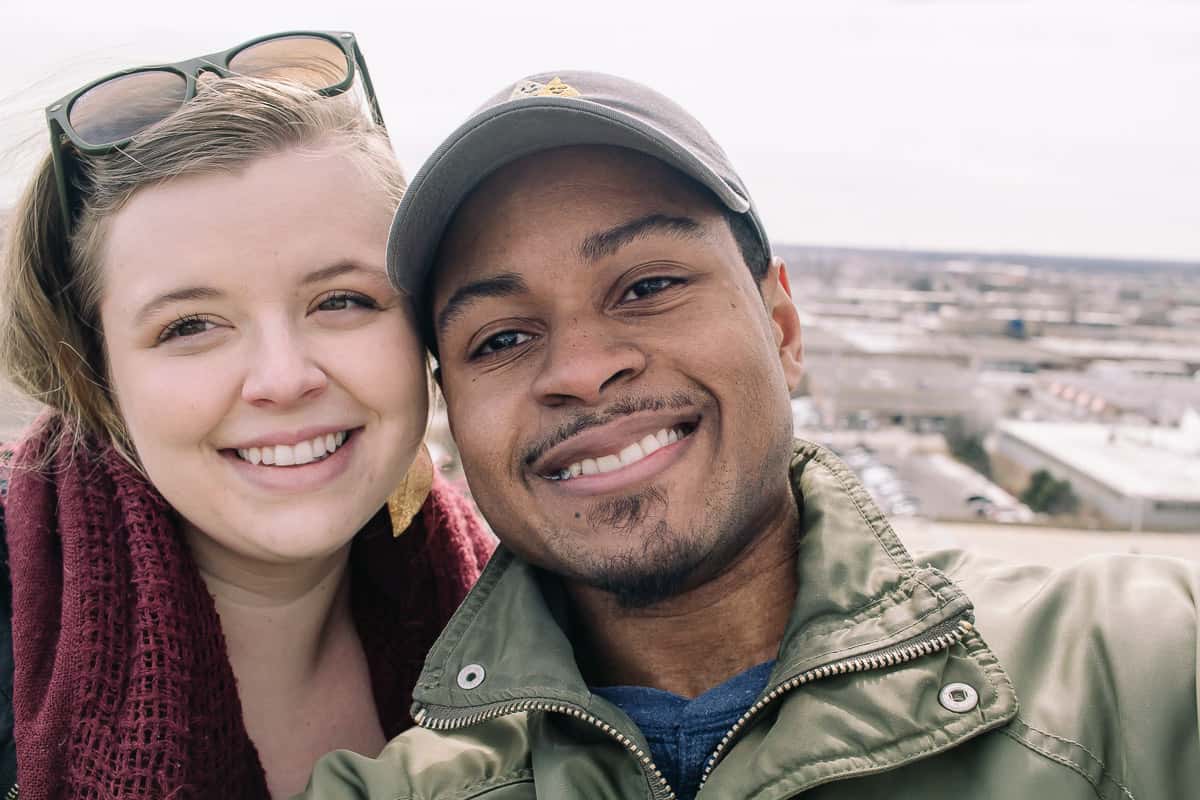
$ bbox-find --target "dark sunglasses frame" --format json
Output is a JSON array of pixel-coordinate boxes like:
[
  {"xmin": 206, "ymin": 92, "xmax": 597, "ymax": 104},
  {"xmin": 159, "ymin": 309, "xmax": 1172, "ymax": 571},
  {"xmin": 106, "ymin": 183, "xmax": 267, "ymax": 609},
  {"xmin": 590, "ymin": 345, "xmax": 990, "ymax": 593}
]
[{"xmin": 44, "ymin": 30, "xmax": 385, "ymax": 233}]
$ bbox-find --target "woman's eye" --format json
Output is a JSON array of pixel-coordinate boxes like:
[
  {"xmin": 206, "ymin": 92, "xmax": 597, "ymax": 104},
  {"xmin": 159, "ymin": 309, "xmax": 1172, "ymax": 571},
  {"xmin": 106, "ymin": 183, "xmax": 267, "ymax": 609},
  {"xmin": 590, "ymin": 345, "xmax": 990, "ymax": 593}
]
[
  {"xmin": 316, "ymin": 292, "xmax": 378, "ymax": 312},
  {"xmin": 621, "ymin": 276, "xmax": 682, "ymax": 302},
  {"xmin": 159, "ymin": 316, "xmax": 217, "ymax": 342},
  {"xmin": 474, "ymin": 330, "xmax": 533, "ymax": 358}
]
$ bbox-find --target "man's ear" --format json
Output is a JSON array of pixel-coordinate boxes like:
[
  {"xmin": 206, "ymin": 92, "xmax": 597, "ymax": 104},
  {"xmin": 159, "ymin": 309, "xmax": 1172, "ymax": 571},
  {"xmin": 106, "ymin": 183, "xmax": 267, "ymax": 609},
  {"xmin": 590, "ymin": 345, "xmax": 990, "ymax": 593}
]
[{"xmin": 761, "ymin": 257, "xmax": 804, "ymax": 392}]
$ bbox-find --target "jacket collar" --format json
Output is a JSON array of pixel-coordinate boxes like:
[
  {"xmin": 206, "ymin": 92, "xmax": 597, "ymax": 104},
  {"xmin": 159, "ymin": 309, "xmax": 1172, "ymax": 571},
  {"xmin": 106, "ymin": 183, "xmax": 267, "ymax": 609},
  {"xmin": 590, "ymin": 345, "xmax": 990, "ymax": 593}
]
[
  {"xmin": 775, "ymin": 440, "xmax": 976, "ymax": 677},
  {"xmin": 411, "ymin": 441, "xmax": 1017, "ymax": 794}
]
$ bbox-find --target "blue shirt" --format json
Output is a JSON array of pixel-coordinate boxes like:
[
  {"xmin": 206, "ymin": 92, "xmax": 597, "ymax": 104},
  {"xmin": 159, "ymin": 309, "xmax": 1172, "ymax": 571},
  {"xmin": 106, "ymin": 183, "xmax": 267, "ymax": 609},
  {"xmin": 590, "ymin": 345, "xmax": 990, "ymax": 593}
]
[{"xmin": 592, "ymin": 660, "xmax": 775, "ymax": 800}]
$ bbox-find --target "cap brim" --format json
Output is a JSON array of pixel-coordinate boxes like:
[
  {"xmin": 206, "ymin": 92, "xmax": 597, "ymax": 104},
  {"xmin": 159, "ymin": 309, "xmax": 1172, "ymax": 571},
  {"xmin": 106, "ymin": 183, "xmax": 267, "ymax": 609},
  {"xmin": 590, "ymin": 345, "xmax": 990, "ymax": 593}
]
[{"xmin": 386, "ymin": 96, "xmax": 752, "ymax": 300}]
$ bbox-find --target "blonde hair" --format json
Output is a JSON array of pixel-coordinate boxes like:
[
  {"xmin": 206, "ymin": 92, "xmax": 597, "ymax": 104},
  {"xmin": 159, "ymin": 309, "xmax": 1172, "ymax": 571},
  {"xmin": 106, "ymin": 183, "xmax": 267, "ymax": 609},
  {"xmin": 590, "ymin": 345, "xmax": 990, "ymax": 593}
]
[{"xmin": 0, "ymin": 77, "xmax": 406, "ymax": 458}]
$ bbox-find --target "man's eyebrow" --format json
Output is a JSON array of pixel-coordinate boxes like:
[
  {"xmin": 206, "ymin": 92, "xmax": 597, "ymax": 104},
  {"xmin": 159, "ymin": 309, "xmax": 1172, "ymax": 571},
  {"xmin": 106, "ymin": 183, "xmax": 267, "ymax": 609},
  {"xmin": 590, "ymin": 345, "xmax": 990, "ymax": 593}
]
[
  {"xmin": 579, "ymin": 214, "xmax": 705, "ymax": 261},
  {"xmin": 436, "ymin": 272, "xmax": 529, "ymax": 336},
  {"xmin": 135, "ymin": 286, "xmax": 223, "ymax": 325}
]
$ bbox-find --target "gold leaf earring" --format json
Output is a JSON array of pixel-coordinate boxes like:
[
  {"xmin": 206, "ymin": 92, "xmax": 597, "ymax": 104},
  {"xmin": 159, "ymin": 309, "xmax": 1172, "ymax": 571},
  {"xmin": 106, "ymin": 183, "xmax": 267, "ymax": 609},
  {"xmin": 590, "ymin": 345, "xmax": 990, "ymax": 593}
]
[{"xmin": 388, "ymin": 443, "xmax": 435, "ymax": 537}]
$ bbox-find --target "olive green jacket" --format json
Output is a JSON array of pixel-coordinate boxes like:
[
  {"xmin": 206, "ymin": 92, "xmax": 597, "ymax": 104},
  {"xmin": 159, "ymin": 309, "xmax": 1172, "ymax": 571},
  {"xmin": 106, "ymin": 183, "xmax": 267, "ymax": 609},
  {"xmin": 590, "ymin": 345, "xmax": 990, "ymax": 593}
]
[{"xmin": 301, "ymin": 441, "xmax": 1200, "ymax": 799}]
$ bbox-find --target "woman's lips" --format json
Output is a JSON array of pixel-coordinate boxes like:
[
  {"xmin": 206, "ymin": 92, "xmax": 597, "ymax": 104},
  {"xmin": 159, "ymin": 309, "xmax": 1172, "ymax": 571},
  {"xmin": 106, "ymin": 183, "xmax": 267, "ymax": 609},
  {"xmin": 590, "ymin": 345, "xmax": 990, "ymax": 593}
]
[
  {"xmin": 222, "ymin": 429, "xmax": 359, "ymax": 493},
  {"xmin": 234, "ymin": 430, "xmax": 349, "ymax": 466}
]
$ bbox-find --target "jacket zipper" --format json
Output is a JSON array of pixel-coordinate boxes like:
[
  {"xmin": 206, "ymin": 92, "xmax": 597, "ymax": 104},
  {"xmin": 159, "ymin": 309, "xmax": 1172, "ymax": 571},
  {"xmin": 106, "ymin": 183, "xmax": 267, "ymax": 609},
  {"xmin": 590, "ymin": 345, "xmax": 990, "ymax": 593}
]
[
  {"xmin": 413, "ymin": 616, "xmax": 973, "ymax": 800},
  {"xmin": 697, "ymin": 616, "xmax": 974, "ymax": 790},
  {"xmin": 414, "ymin": 701, "xmax": 679, "ymax": 800},
  {"xmin": 4, "ymin": 782, "xmax": 16, "ymax": 800}
]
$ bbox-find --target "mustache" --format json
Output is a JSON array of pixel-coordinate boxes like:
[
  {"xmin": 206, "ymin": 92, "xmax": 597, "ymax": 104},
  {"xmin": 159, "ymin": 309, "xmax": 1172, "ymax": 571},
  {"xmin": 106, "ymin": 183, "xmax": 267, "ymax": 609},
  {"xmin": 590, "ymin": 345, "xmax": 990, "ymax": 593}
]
[{"xmin": 521, "ymin": 391, "xmax": 698, "ymax": 467}]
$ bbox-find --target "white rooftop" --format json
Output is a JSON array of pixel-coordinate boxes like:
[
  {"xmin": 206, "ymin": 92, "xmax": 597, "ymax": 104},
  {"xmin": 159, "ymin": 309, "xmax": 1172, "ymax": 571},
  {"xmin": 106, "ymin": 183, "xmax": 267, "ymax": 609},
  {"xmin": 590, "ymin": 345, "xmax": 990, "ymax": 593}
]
[{"xmin": 997, "ymin": 417, "xmax": 1200, "ymax": 502}]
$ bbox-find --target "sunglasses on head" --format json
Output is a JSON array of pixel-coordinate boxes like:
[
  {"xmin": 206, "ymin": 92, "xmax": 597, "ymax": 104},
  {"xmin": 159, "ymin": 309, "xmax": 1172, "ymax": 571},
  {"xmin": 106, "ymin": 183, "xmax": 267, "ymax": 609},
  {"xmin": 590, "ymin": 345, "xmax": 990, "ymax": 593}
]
[{"xmin": 45, "ymin": 30, "xmax": 385, "ymax": 233}]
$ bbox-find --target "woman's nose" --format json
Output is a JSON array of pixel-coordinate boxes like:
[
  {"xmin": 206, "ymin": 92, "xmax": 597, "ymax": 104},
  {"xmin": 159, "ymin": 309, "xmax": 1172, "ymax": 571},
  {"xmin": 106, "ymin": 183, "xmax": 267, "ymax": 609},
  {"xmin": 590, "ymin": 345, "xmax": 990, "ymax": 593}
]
[{"xmin": 240, "ymin": 325, "xmax": 328, "ymax": 407}]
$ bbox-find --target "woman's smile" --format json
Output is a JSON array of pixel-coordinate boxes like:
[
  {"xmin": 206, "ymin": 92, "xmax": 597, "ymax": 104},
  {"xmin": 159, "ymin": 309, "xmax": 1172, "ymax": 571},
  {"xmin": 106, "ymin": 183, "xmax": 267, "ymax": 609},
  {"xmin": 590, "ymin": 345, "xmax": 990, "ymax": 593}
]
[
  {"xmin": 217, "ymin": 425, "xmax": 368, "ymax": 494},
  {"xmin": 231, "ymin": 427, "xmax": 353, "ymax": 466}
]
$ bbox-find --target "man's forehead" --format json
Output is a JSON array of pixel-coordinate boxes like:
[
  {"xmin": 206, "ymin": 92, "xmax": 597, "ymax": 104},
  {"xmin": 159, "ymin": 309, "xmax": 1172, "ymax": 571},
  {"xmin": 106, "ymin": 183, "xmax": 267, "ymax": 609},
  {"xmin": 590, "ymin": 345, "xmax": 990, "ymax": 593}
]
[
  {"xmin": 434, "ymin": 212, "xmax": 720, "ymax": 307},
  {"xmin": 435, "ymin": 148, "xmax": 720, "ymax": 270},
  {"xmin": 454, "ymin": 147, "xmax": 714, "ymax": 232},
  {"xmin": 431, "ymin": 210, "xmax": 719, "ymax": 337}
]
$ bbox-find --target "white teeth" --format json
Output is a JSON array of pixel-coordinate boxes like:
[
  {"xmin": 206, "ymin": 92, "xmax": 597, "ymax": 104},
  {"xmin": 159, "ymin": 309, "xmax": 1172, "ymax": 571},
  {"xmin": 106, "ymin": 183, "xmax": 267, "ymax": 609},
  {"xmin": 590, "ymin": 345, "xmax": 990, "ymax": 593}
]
[
  {"xmin": 596, "ymin": 455, "xmax": 622, "ymax": 473},
  {"xmin": 293, "ymin": 440, "xmax": 314, "ymax": 466},
  {"xmin": 235, "ymin": 430, "xmax": 350, "ymax": 467},
  {"xmin": 551, "ymin": 426, "xmax": 691, "ymax": 481},
  {"xmin": 618, "ymin": 443, "xmax": 644, "ymax": 465}
]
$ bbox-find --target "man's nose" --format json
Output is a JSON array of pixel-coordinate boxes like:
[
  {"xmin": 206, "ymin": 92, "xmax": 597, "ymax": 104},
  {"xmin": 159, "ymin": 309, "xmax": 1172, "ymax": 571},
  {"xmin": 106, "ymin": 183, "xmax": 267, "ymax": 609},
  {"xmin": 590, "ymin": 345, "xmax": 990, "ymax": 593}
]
[
  {"xmin": 530, "ymin": 322, "xmax": 647, "ymax": 407},
  {"xmin": 240, "ymin": 324, "xmax": 328, "ymax": 407}
]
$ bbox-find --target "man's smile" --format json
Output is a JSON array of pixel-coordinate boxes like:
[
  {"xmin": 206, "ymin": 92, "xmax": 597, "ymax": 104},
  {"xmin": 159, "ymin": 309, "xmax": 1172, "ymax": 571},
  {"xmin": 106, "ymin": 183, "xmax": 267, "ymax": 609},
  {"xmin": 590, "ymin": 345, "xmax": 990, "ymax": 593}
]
[
  {"xmin": 530, "ymin": 411, "xmax": 702, "ymax": 496},
  {"xmin": 543, "ymin": 423, "xmax": 696, "ymax": 480}
]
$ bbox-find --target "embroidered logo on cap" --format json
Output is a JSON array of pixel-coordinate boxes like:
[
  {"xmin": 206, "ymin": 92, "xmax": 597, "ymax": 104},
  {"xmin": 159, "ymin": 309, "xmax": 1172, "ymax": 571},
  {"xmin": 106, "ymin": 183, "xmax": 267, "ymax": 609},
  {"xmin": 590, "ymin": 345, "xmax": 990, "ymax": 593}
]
[{"xmin": 510, "ymin": 77, "xmax": 581, "ymax": 99}]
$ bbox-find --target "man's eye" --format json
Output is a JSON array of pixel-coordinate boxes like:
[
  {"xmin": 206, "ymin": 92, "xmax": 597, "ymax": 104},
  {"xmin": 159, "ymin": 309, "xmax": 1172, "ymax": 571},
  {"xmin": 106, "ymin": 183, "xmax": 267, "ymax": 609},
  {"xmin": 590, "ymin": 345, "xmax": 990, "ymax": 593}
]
[
  {"xmin": 621, "ymin": 276, "xmax": 682, "ymax": 302},
  {"xmin": 474, "ymin": 330, "xmax": 533, "ymax": 358}
]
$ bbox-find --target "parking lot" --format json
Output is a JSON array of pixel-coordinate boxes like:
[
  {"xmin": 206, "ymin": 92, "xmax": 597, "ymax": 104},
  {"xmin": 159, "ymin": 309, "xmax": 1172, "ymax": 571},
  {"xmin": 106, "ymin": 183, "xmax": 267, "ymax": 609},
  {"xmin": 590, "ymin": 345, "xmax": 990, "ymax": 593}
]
[{"xmin": 807, "ymin": 428, "xmax": 1033, "ymax": 524}]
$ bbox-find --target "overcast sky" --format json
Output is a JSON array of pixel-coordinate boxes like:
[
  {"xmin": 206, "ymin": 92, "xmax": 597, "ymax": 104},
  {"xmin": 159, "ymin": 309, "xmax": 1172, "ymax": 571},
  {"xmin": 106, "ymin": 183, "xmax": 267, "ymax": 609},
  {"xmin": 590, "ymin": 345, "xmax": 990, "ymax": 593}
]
[{"xmin": 1, "ymin": 0, "xmax": 1197, "ymax": 261}]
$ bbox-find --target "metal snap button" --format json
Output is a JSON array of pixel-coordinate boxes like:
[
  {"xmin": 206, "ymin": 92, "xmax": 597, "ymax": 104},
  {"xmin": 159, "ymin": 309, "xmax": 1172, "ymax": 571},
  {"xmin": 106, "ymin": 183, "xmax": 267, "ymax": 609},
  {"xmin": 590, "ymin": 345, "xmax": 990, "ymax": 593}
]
[
  {"xmin": 939, "ymin": 682, "xmax": 979, "ymax": 713},
  {"xmin": 457, "ymin": 663, "xmax": 486, "ymax": 689}
]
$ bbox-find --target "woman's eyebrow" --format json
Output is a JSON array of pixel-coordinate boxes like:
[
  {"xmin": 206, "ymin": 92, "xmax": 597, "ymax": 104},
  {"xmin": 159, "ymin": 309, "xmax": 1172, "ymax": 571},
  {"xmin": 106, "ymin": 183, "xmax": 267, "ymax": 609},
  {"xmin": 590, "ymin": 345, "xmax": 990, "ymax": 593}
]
[
  {"xmin": 134, "ymin": 263, "xmax": 389, "ymax": 325},
  {"xmin": 135, "ymin": 286, "xmax": 223, "ymax": 325},
  {"xmin": 301, "ymin": 262, "xmax": 388, "ymax": 285}
]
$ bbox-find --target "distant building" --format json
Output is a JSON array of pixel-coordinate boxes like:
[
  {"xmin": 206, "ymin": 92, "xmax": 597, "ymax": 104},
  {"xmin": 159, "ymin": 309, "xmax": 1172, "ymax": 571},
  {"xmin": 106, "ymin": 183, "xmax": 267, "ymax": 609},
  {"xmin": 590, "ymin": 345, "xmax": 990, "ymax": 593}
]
[
  {"xmin": 1036, "ymin": 364, "xmax": 1200, "ymax": 426},
  {"xmin": 802, "ymin": 320, "xmax": 1075, "ymax": 373},
  {"xmin": 804, "ymin": 356, "xmax": 983, "ymax": 433},
  {"xmin": 1036, "ymin": 336, "xmax": 1200, "ymax": 368},
  {"xmin": 992, "ymin": 415, "xmax": 1200, "ymax": 531}
]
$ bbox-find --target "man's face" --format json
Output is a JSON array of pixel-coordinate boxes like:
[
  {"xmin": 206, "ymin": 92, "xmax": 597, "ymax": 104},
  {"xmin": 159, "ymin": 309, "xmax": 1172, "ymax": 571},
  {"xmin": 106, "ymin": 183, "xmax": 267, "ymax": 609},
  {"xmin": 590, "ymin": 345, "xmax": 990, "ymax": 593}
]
[{"xmin": 433, "ymin": 146, "xmax": 803, "ymax": 606}]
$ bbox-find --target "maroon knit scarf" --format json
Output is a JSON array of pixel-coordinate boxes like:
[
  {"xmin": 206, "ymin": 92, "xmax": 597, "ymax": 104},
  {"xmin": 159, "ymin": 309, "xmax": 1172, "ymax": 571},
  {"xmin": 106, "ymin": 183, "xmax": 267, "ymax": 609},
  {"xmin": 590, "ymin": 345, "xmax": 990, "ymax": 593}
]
[{"xmin": 4, "ymin": 418, "xmax": 494, "ymax": 799}]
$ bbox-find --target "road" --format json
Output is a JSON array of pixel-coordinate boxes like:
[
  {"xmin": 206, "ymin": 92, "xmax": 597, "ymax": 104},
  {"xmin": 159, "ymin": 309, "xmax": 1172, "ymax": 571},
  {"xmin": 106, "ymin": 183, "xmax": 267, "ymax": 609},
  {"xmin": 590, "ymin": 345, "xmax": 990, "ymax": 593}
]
[{"xmin": 897, "ymin": 518, "xmax": 1200, "ymax": 565}]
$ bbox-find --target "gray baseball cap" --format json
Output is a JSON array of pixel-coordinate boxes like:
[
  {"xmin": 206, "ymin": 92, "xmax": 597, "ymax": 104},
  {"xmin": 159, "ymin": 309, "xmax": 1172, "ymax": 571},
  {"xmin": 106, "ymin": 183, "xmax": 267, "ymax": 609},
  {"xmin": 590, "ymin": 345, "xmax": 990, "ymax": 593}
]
[{"xmin": 386, "ymin": 70, "xmax": 770, "ymax": 305}]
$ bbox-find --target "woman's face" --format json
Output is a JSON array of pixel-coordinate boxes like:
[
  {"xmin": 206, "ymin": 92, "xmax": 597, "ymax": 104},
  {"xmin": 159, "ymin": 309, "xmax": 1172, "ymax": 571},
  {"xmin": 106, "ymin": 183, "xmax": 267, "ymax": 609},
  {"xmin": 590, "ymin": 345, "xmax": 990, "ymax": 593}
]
[{"xmin": 99, "ymin": 144, "xmax": 427, "ymax": 567}]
